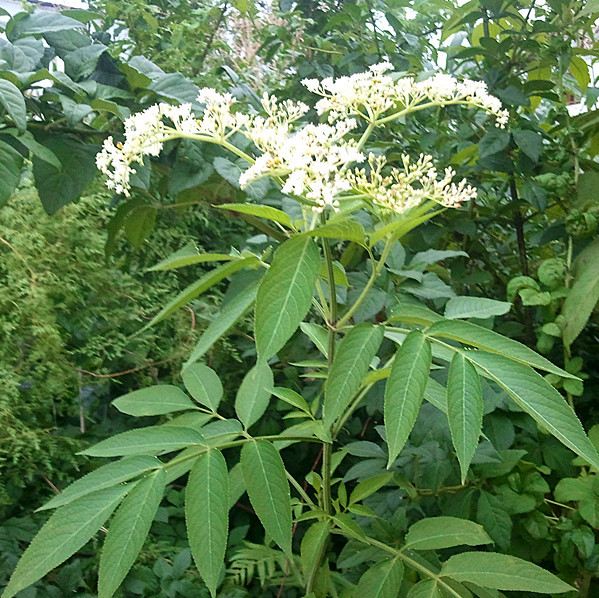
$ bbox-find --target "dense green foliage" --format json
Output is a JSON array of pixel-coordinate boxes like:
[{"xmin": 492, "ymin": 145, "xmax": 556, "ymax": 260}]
[{"xmin": 2, "ymin": 1, "xmax": 599, "ymax": 597}]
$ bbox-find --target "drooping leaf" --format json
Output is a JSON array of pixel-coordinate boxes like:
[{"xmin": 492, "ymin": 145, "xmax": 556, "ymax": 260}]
[
  {"xmin": 215, "ymin": 203, "xmax": 292, "ymax": 228},
  {"xmin": 143, "ymin": 256, "xmax": 260, "ymax": 330},
  {"xmin": 463, "ymin": 351, "xmax": 599, "ymax": 470},
  {"xmin": 385, "ymin": 331, "xmax": 432, "ymax": 467},
  {"xmin": 447, "ymin": 353, "xmax": 483, "ymax": 483},
  {"xmin": 354, "ymin": 557, "xmax": 404, "ymax": 598},
  {"xmin": 186, "ymin": 450, "xmax": 229, "ymax": 598},
  {"xmin": 182, "ymin": 364, "xmax": 224, "ymax": 411},
  {"xmin": 38, "ymin": 456, "xmax": 161, "ymax": 512},
  {"xmin": 425, "ymin": 319, "xmax": 575, "ymax": 378},
  {"xmin": 241, "ymin": 440, "xmax": 292, "ymax": 555},
  {"xmin": 112, "ymin": 385, "xmax": 198, "ymax": 416},
  {"xmin": 0, "ymin": 139, "xmax": 23, "ymax": 206},
  {"xmin": 184, "ymin": 275, "xmax": 260, "ymax": 366},
  {"xmin": 440, "ymin": 552, "xmax": 573, "ymax": 593},
  {"xmin": 255, "ymin": 236, "xmax": 320, "ymax": 360},
  {"xmin": 0, "ymin": 80, "xmax": 26, "ymax": 132},
  {"xmin": 444, "ymin": 297, "xmax": 511, "ymax": 320},
  {"xmin": 562, "ymin": 240, "xmax": 599, "ymax": 347},
  {"xmin": 404, "ymin": 517, "xmax": 491, "ymax": 551},
  {"xmin": 149, "ymin": 243, "xmax": 233, "ymax": 271},
  {"xmin": 300, "ymin": 322, "xmax": 330, "ymax": 357},
  {"xmin": 80, "ymin": 426, "xmax": 205, "ymax": 457},
  {"xmin": 300, "ymin": 521, "xmax": 330, "ymax": 581},
  {"xmin": 2, "ymin": 486, "xmax": 128, "ymax": 598},
  {"xmin": 305, "ymin": 220, "xmax": 366, "ymax": 244},
  {"xmin": 324, "ymin": 324, "xmax": 384, "ymax": 429},
  {"xmin": 98, "ymin": 470, "xmax": 166, "ymax": 598},
  {"xmin": 235, "ymin": 361, "xmax": 274, "ymax": 429},
  {"xmin": 349, "ymin": 473, "xmax": 393, "ymax": 505}
]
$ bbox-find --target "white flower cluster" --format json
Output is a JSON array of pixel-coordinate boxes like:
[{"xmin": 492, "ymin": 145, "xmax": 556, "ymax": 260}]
[
  {"xmin": 96, "ymin": 103, "xmax": 197, "ymax": 196},
  {"xmin": 348, "ymin": 153, "xmax": 477, "ymax": 214},
  {"xmin": 302, "ymin": 63, "xmax": 509, "ymax": 127},
  {"xmin": 96, "ymin": 64, "xmax": 503, "ymax": 214},
  {"xmin": 241, "ymin": 118, "xmax": 364, "ymax": 212}
]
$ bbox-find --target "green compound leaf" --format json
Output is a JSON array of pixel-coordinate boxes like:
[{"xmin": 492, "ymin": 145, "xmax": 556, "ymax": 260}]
[
  {"xmin": 80, "ymin": 426, "xmax": 205, "ymax": 457},
  {"xmin": 447, "ymin": 353, "xmax": 483, "ymax": 483},
  {"xmin": 426, "ymin": 319, "xmax": 575, "ymax": 379},
  {"xmin": 112, "ymin": 385, "xmax": 198, "ymax": 416},
  {"xmin": 235, "ymin": 360, "xmax": 274, "ymax": 429},
  {"xmin": 241, "ymin": 440, "xmax": 292, "ymax": 555},
  {"xmin": 182, "ymin": 363, "xmax": 224, "ymax": 411},
  {"xmin": 185, "ymin": 276, "xmax": 260, "ymax": 366},
  {"xmin": 324, "ymin": 324, "xmax": 384, "ymax": 429},
  {"xmin": 3, "ymin": 486, "xmax": 128, "ymax": 598},
  {"xmin": 404, "ymin": 517, "xmax": 491, "ymax": 551},
  {"xmin": 354, "ymin": 557, "xmax": 404, "ymax": 598},
  {"xmin": 463, "ymin": 350, "xmax": 599, "ymax": 470},
  {"xmin": 98, "ymin": 470, "xmax": 166, "ymax": 598},
  {"xmin": 186, "ymin": 450, "xmax": 229, "ymax": 598},
  {"xmin": 440, "ymin": 552, "xmax": 574, "ymax": 593},
  {"xmin": 255, "ymin": 236, "xmax": 320, "ymax": 360},
  {"xmin": 384, "ymin": 331, "xmax": 432, "ymax": 467},
  {"xmin": 38, "ymin": 456, "xmax": 161, "ymax": 512},
  {"xmin": 143, "ymin": 256, "xmax": 260, "ymax": 330}
]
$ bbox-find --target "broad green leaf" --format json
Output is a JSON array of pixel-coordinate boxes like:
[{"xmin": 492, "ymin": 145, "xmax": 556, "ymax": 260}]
[
  {"xmin": 255, "ymin": 236, "xmax": 320, "ymax": 360},
  {"xmin": 186, "ymin": 450, "xmax": 229, "ymax": 598},
  {"xmin": 570, "ymin": 55, "xmax": 590, "ymax": 92},
  {"xmin": 182, "ymin": 364, "xmax": 223, "ymax": 411},
  {"xmin": 0, "ymin": 80, "xmax": 26, "ymax": 132},
  {"xmin": 387, "ymin": 303, "xmax": 443, "ymax": 326},
  {"xmin": 0, "ymin": 139, "xmax": 23, "ymax": 206},
  {"xmin": 143, "ymin": 257, "xmax": 260, "ymax": 330},
  {"xmin": 301, "ymin": 521, "xmax": 330, "ymax": 580},
  {"xmin": 476, "ymin": 491, "xmax": 512, "ymax": 551},
  {"xmin": 409, "ymin": 249, "xmax": 468, "ymax": 268},
  {"xmin": 369, "ymin": 208, "xmax": 439, "ymax": 247},
  {"xmin": 424, "ymin": 378, "xmax": 448, "ymax": 413},
  {"xmin": 305, "ymin": 220, "xmax": 366, "ymax": 244},
  {"xmin": 562, "ymin": 240, "xmax": 599, "ymax": 347},
  {"xmin": 235, "ymin": 361, "xmax": 274, "ymax": 429},
  {"xmin": 241, "ymin": 440, "xmax": 292, "ymax": 555},
  {"xmin": 38, "ymin": 456, "xmax": 161, "ymax": 512},
  {"xmin": 385, "ymin": 331, "xmax": 432, "ymax": 467},
  {"xmin": 149, "ymin": 242, "xmax": 233, "ymax": 271},
  {"xmin": 426, "ymin": 319, "xmax": 575, "ymax": 379},
  {"xmin": 440, "ymin": 552, "xmax": 573, "ymax": 593},
  {"xmin": 300, "ymin": 322, "xmax": 329, "ymax": 357},
  {"xmin": 13, "ymin": 10, "xmax": 83, "ymax": 35},
  {"xmin": 112, "ymin": 385, "xmax": 198, "ymax": 416},
  {"xmin": 349, "ymin": 473, "xmax": 393, "ymax": 505},
  {"xmin": 184, "ymin": 276, "xmax": 260, "ymax": 366},
  {"xmin": 98, "ymin": 470, "xmax": 166, "ymax": 598},
  {"xmin": 165, "ymin": 412, "xmax": 213, "ymax": 431},
  {"xmin": 463, "ymin": 351, "xmax": 599, "ymax": 470},
  {"xmin": 444, "ymin": 297, "xmax": 511, "ymax": 320},
  {"xmin": 354, "ymin": 557, "xmax": 404, "ymax": 598},
  {"xmin": 124, "ymin": 206, "xmax": 156, "ymax": 248},
  {"xmin": 215, "ymin": 203, "xmax": 292, "ymax": 228},
  {"xmin": 2, "ymin": 486, "xmax": 128, "ymax": 598},
  {"xmin": 80, "ymin": 426, "xmax": 205, "ymax": 457},
  {"xmin": 3, "ymin": 129, "xmax": 61, "ymax": 167},
  {"xmin": 407, "ymin": 580, "xmax": 441, "ymax": 598},
  {"xmin": 404, "ymin": 517, "xmax": 491, "ymax": 551},
  {"xmin": 272, "ymin": 387, "xmax": 311, "ymax": 414},
  {"xmin": 324, "ymin": 324, "xmax": 384, "ymax": 428},
  {"xmin": 447, "ymin": 354, "xmax": 483, "ymax": 483}
]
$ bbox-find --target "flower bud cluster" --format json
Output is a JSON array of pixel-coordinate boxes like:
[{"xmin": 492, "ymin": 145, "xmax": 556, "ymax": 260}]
[{"xmin": 348, "ymin": 153, "xmax": 477, "ymax": 214}]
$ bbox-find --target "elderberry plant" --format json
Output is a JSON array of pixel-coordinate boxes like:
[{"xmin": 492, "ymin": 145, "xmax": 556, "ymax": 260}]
[{"xmin": 4, "ymin": 65, "xmax": 595, "ymax": 598}]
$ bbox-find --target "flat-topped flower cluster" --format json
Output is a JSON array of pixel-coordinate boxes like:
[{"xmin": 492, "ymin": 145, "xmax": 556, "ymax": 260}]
[{"xmin": 96, "ymin": 63, "xmax": 507, "ymax": 214}]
